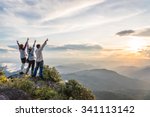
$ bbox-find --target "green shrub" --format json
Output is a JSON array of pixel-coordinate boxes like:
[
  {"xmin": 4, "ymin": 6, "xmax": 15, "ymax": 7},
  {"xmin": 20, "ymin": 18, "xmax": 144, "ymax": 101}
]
[
  {"xmin": 10, "ymin": 78, "xmax": 36, "ymax": 94},
  {"xmin": 0, "ymin": 71, "xmax": 7, "ymax": 83},
  {"xmin": 53, "ymin": 82, "xmax": 68, "ymax": 99},
  {"xmin": 43, "ymin": 66, "xmax": 62, "ymax": 82},
  {"xmin": 33, "ymin": 87, "xmax": 62, "ymax": 100},
  {"xmin": 64, "ymin": 80, "xmax": 95, "ymax": 100},
  {"xmin": 0, "ymin": 70, "xmax": 4, "ymax": 76}
]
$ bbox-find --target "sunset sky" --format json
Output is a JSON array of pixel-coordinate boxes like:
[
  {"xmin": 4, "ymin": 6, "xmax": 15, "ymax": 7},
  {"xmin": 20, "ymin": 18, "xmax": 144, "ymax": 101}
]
[{"xmin": 1, "ymin": 0, "xmax": 150, "ymax": 68}]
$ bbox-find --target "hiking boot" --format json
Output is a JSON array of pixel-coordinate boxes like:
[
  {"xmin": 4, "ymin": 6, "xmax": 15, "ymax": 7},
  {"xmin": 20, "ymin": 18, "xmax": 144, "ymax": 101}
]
[
  {"xmin": 39, "ymin": 76, "xmax": 44, "ymax": 80},
  {"xmin": 19, "ymin": 72, "xmax": 24, "ymax": 75}
]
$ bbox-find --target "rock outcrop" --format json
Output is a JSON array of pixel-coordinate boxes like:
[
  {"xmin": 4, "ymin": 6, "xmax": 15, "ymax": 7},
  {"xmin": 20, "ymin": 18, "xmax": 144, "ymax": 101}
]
[{"xmin": 0, "ymin": 86, "xmax": 31, "ymax": 100}]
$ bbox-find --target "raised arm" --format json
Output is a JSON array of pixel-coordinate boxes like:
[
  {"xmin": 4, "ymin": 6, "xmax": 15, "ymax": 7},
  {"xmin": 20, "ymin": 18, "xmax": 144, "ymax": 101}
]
[
  {"xmin": 40, "ymin": 38, "xmax": 48, "ymax": 50},
  {"xmin": 33, "ymin": 40, "xmax": 36, "ymax": 48},
  {"xmin": 16, "ymin": 40, "xmax": 20, "ymax": 47},
  {"xmin": 23, "ymin": 38, "xmax": 29, "ymax": 50},
  {"xmin": 27, "ymin": 41, "xmax": 29, "ymax": 49}
]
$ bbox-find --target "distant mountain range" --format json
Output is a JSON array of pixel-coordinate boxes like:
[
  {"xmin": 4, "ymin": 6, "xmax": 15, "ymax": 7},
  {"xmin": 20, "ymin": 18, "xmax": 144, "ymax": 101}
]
[
  {"xmin": 129, "ymin": 66, "xmax": 150, "ymax": 82},
  {"xmin": 115, "ymin": 65, "xmax": 150, "ymax": 82},
  {"xmin": 114, "ymin": 66, "xmax": 139, "ymax": 77},
  {"xmin": 62, "ymin": 68, "xmax": 150, "ymax": 99},
  {"xmin": 62, "ymin": 69, "xmax": 150, "ymax": 91},
  {"xmin": 56, "ymin": 63, "xmax": 96, "ymax": 74}
]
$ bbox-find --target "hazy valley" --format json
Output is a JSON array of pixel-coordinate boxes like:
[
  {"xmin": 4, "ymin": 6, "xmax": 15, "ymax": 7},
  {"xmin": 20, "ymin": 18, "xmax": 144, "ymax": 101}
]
[{"xmin": 1, "ymin": 63, "xmax": 150, "ymax": 100}]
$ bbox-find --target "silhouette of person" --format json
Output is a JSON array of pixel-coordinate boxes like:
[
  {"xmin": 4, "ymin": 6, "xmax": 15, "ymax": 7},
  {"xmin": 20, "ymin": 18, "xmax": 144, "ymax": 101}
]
[
  {"xmin": 33, "ymin": 39, "xmax": 48, "ymax": 78},
  {"xmin": 16, "ymin": 38, "xmax": 29, "ymax": 74},
  {"xmin": 26, "ymin": 39, "xmax": 36, "ymax": 76}
]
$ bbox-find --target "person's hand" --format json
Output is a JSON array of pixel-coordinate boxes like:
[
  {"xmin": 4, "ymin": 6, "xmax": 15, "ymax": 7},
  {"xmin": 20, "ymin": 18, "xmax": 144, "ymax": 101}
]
[{"xmin": 45, "ymin": 38, "xmax": 48, "ymax": 42}]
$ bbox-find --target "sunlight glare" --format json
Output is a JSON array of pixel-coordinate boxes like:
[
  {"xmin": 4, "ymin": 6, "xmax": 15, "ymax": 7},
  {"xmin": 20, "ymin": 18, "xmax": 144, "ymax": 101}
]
[{"xmin": 128, "ymin": 38, "xmax": 146, "ymax": 52}]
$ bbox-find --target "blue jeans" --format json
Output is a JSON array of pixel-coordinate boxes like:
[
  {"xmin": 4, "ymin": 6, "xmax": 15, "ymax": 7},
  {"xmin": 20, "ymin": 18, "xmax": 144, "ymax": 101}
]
[{"xmin": 33, "ymin": 61, "xmax": 44, "ymax": 78}]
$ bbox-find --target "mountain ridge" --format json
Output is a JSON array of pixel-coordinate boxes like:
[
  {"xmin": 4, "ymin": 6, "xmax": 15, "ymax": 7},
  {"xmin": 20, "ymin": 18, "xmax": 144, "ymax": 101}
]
[
  {"xmin": 62, "ymin": 68, "xmax": 150, "ymax": 91},
  {"xmin": 130, "ymin": 66, "xmax": 150, "ymax": 82}
]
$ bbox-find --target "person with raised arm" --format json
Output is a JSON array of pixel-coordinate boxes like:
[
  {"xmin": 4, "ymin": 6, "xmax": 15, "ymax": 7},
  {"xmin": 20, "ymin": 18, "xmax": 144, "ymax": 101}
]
[
  {"xmin": 26, "ymin": 40, "xmax": 36, "ymax": 76},
  {"xmin": 16, "ymin": 38, "xmax": 29, "ymax": 74},
  {"xmin": 33, "ymin": 39, "xmax": 48, "ymax": 79}
]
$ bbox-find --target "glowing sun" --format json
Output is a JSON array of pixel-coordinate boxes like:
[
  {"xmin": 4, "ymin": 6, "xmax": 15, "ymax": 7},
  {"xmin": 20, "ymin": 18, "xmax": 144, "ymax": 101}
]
[{"xmin": 128, "ymin": 38, "xmax": 146, "ymax": 52}]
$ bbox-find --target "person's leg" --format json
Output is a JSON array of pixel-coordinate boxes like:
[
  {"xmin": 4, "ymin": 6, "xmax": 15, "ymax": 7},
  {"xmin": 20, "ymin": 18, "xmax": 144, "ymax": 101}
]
[
  {"xmin": 21, "ymin": 63, "xmax": 25, "ymax": 73},
  {"xmin": 20, "ymin": 58, "xmax": 26, "ymax": 74},
  {"xmin": 33, "ymin": 62, "xmax": 40, "ymax": 77},
  {"xmin": 25, "ymin": 65, "xmax": 29, "ymax": 74},
  {"xmin": 39, "ymin": 61, "xmax": 44, "ymax": 79},
  {"xmin": 31, "ymin": 60, "xmax": 35, "ymax": 76},
  {"xmin": 26, "ymin": 61, "xmax": 31, "ymax": 74}
]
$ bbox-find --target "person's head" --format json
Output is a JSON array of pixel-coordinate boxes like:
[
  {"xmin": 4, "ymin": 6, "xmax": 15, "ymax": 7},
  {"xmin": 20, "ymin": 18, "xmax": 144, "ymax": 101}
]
[
  {"xmin": 36, "ymin": 44, "xmax": 40, "ymax": 49},
  {"xmin": 19, "ymin": 44, "xmax": 23, "ymax": 49},
  {"xmin": 28, "ymin": 47, "xmax": 32, "ymax": 52}
]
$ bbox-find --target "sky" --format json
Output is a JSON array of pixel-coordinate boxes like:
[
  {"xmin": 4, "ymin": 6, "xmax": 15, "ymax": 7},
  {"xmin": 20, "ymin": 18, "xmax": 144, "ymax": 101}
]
[{"xmin": 1, "ymin": 0, "xmax": 150, "ymax": 68}]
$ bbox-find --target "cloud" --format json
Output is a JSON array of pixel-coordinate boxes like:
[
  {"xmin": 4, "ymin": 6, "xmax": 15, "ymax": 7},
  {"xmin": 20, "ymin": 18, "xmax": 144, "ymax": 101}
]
[
  {"xmin": 7, "ymin": 44, "xmax": 102, "ymax": 51},
  {"xmin": 24, "ymin": 0, "xmax": 39, "ymax": 6},
  {"xmin": 0, "ymin": 0, "xmax": 106, "ymax": 40},
  {"xmin": 7, "ymin": 45, "xmax": 18, "ymax": 50},
  {"xmin": 116, "ymin": 30, "xmax": 135, "ymax": 36},
  {"xmin": 0, "ymin": 46, "xmax": 17, "ymax": 53},
  {"xmin": 116, "ymin": 28, "xmax": 150, "ymax": 37},
  {"xmin": 45, "ymin": 44, "xmax": 102, "ymax": 51},
  {"xmin": 0, "ymin": 0, "xmax": 146, "ymax": 41},
  {"xmin": 135, "ymin": 28, "xmax": 150, "ymax": 37},
  {"xmin": 15, "ymin": 11, "xmax": 41, "ymax": 20},
  {"xmin": 139, "ymin": 45, "xmax": 150, "ymax": 57},
  {"xmin": 41, "ymin": 0, "xmax": 145, "ymax": 36},
  {"xmin": 0, "ymin": 48, "xmax": 8, "ymax": 53},
  {"xmin": 41, "ymin": 0, "xmax": 105, "ymax": 21}
]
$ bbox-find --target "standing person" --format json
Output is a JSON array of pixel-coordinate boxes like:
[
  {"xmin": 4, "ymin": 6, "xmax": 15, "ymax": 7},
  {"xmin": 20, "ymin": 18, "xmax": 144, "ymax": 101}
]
[
  {"xmin": 26, "ymin": 40, "xmax": 36, "ymax": 76},
  {"xmin": 17, "ymin": 38, "xmax": 29, "ymax": 74},
  {"xmin": 33, "ymin": 39, "xmax": 48, "ymax": 79}
]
